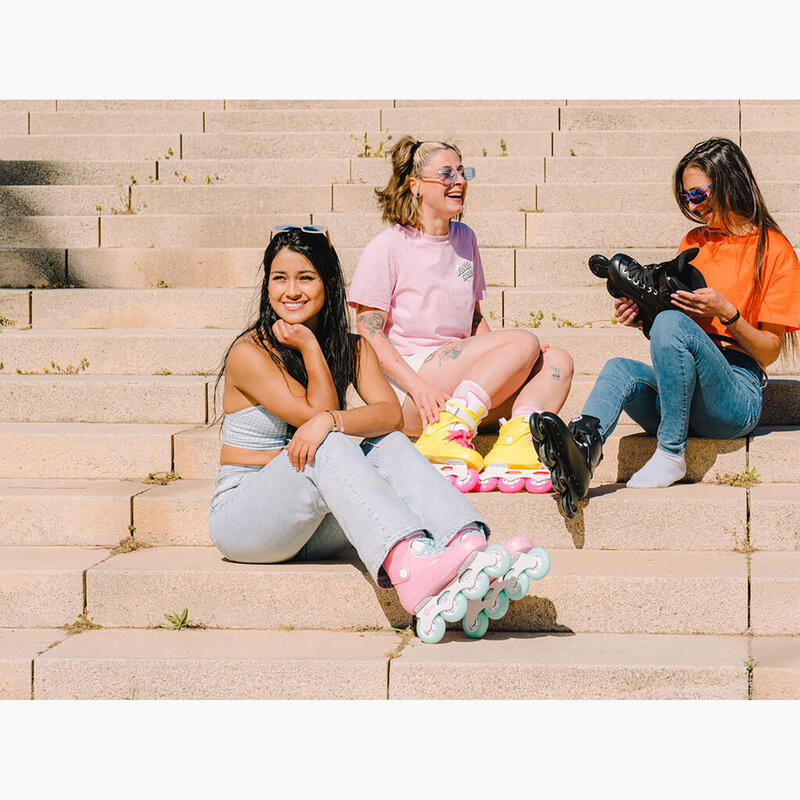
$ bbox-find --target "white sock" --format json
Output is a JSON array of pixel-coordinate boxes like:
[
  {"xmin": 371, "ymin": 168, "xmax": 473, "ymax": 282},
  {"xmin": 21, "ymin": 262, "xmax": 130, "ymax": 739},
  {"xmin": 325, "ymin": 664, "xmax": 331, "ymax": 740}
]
[{"xmin": 626, "ymin": 448, "xmax": 686, "ymax": 489}]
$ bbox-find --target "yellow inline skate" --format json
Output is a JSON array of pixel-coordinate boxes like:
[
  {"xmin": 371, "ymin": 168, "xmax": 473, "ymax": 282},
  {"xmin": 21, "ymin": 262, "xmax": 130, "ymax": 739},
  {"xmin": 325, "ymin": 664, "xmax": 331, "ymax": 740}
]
[
  {"xmin": 414, "ymin": 398, "xmax": 484, "ymax": 493},
  {"xmin": 477, "ymin": 414, "xmax": 553, "ymax": 493}
]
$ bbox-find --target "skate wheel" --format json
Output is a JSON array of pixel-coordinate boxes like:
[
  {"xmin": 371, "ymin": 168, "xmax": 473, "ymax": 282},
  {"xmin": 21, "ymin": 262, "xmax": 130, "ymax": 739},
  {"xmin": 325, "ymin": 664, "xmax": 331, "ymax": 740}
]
[
  {"xmin": 560, "ymin": 491, "xmax": 578, "ymax": 518},
  {"xmin": 525, "ymin": 476, "xmax": 553, "ymax": 494},
  {"xmin": 485, "ymin": 544, "xmax": 512, "ymax": 578},
  {"xmin": 498, "ymin": 476, "xmax": 526, "ymax": 493},
  {"xmin": 476, "ymin": 476, "xmax": 498, "ymax": 492},
  {"xmin": 417, "ymin": 614, "xmax": 446, "ymax": 644},
  {"xmin": 463, "ymin": 609, "xmax": 490, "ymax": 639},
  {"xmin": 462, "ymin": 570, "xmax": 490, "ymax": 601},
  {"xmin": 485, "ymin": 589, "xmax": 510, "ymax": 620},
  {"xmin": 506, "ymin": 571, "xmax": 530, "ymax": 601},
  {"xmin": 440, "ymin": 591, "xmax": 469, "ymax": 623},
  {"xmin": 548, "ymin": 464, "xmax": 566, "ymax": 494},
  {"xmin": 447, "ymin": 469, "xmax": 479, "ymax": 493},
  {"xmin": 527, "ymin": 547, "xmax": 551, "ymax": 580}
]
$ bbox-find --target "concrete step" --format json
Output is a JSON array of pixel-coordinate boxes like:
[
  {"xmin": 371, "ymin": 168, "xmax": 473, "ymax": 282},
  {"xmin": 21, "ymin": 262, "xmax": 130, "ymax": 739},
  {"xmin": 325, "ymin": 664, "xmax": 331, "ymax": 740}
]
[
  {"xmin": 350, "ymin": 155, "xmax": 545, "ymax": 185},
  {"xmin": 560, "ymin": 105, "xmax": 740, "ymax": 131},
  {"xmin": 29, "ymin": 111, "xmax": 204, "ymax": 135},
  {"xmin": 0, "ymin": 289, "xmax": 29, "ymax": 327},
  {"xmin": 79, "ymin": 545, "xmax": 747, "ymax": 635},
  {"xmin": 126, "ymin": 477, "xmax": 749, "ymax": 550},
  {"xmin": 181, "ymin": 131, "xmax": 552, "ymax": 160},
  {"xmin": 4, "ymin": 327, "xmax": 797, "ymax": 380},
  {"xmin": 751, "ymin": 552, "xmax": 800, "ymax": 634},
  {"xmin": 0, "ymin": 628, "xmax": 66, "ymax": 699},
  {"xmin": 30, "ymin": 287, "xmax": 260, "ymax": 329},
  {"xmin": 55, "ymin": 100, "xmax": 224, "ymax": 112},
  {"xmin": 0, "ymin": 423, "xmax": 185, "ymax": 479},
  {"xmin": 751, "ymin": 637, "xmax": 800, "ymax": 699},
  {"xmin": 0, "ymin": 328, "xmax": 233, "ymax": 375},
  {"xmin": 749, "ymin": 426, "xmax": 800, "ymax": 482},
  {"xmin": 0, "ymin": 546, "xmax": 110, "ymax": 626},
  {"xmin": 742, "ymin": 131, "xmax": 800, "ymax": 156},
  {"xmin": 32, "ymin": 628, "xmax": 398, "ymax": 700},
  {"xmin": 224, "ymin": 100, "xmax": 392, "ymax": 110},
  {"xmin": 741, "ymin": 105, "xmax": 800, "ymax": 130},
  {"xmin": 381, "ymin": 106, "xmax": 559, "ymax": 131},
  {"xmin": 389, "ymin": 633, "xmax": 751, "ymax": 700},
  {"xmin": 0, "ymin": 100, "xmax": 56, "ymax": 111},
  {"xmin": 0, "ymin": 216, "xmax": 97, "ymax": 248},
  {"xmin": 0, "ymin": 112, "xmax": 29, "ymax": 134},
  {"xmin": 0, "ymin": 248, "xmax": 65, "ymax": 288},
  {"xmin": 86, "ymin": 546, "xmax": 409, "ymax": 630},
  {"xmin": 173, "ymin": 421, "xmax": 748, "ymax": 482},
  {"xmin": 749, "ymin": 485, "xmax": 800, "ymax": 550},
  {"xmin": 524, "ymin": 211, "xmax": 800, "ymax": 248},
  {"xmin": 26, "ymin": 628, "xmax": 754, "ymax": 700},
  {"xmin": 0, "ymin": 186, "xmax": 124, "ymax": 217},
  {"xmin": 553, "ymin": 130, "xmax": 740, "ymax": 157},
  {"xmin": 543, "ymin": 155, "xmax": 800, "ymax": 184},
  {"xmin": 0, "ymin": 479, "xmax": 141, "ymax": 546},
  {"xmin": 204, "ymin": 109, "xmax": 382, "ymax": 132},
  {"xmin": 0, "ymin": 134, "xmax": 180, "ymax": 161},
  {"xmin": 0, "ymin": 158, "xmax": 343, "ymax": 185},
  {"xmin": 0, "ymin": 375, "xmax": 209, "ymax": 423},
  {"xmin": 95, "ymin": 211, "xmax": 527, "ymax": 249},
  {"xmin": 536, "ymin": 181, "xmax": 800, "ymax": 213}
]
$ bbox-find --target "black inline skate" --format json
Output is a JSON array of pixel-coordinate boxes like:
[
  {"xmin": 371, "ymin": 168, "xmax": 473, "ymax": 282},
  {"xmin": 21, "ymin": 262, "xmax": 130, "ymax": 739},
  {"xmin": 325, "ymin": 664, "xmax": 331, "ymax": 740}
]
[
  {"xmin": 529, "ymin": 413, "xmax": 603, "ymax": 518},
  {"xmin": 588, "ymin": 247, "xmax": 705, "ymax": 338}
]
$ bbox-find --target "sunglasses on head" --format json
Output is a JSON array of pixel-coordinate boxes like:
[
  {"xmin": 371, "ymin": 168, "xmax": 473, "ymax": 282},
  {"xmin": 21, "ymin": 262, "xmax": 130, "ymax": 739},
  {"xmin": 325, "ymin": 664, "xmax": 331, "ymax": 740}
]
[
  {"xmin": 270, "ymin": 224, "xmax": 330, "ymax": 242},
  {"xmin": 681, "ymin": 185, "xmax": 712, "ymax": 205},
  {"xmin": 421, "ymin": 166, "xmax": 476, "ymax": 185}
]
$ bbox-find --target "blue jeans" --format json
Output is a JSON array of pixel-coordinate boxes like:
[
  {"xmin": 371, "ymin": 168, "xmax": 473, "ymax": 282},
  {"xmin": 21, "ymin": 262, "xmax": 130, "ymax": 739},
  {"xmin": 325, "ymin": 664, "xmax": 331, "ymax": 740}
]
[
  {"xmin": 208, "ymin": 430, "xmax": 488, "ymax": 582},
  {"xmin": 582, "ymin": 311, "xmax": 764, "ymax": 455}
]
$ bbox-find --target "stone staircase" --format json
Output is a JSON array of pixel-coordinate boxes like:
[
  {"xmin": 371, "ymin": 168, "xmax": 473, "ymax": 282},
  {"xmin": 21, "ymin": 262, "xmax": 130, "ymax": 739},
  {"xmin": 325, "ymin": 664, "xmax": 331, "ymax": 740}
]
[{"xmin": 2, "ymin": 99, "xmax": 799, "ymax": 700}]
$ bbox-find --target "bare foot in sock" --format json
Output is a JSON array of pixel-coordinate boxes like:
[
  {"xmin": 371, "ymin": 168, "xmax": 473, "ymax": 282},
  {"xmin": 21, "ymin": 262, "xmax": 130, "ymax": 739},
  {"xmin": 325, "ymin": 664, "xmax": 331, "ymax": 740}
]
[{"xmin": 626, "ymin": 448, "xmax": 686, "ymax": 488}]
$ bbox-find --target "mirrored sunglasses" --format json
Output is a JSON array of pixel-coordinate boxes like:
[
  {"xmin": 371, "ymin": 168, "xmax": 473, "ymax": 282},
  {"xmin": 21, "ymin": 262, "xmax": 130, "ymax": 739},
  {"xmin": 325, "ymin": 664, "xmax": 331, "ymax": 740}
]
[
  {"xmin": 270, "ymin": 224, "xmax": 329, "ymax": 237},
  {"xmin": 426, "ymin": 166, "xmax": 476, "ymax": 184},
  {"xmin": 681, "ymin": 185, "xmax": 712, "ymax": 205}
]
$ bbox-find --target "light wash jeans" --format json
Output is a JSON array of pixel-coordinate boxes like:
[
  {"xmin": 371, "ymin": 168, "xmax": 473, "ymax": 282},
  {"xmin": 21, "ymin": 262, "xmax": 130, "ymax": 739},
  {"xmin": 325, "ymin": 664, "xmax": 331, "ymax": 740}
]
[
  {"xmin": 582, "ymin": 311, "xmax": 765, "ymax": 455},
  {"xmin": 208, "ymin": 430, "xmax": 488, "ymax": 582}
]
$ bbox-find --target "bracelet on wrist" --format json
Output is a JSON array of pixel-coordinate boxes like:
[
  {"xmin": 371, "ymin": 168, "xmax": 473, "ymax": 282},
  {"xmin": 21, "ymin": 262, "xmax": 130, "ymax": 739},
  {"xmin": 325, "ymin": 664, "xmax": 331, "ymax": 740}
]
[
  {"xmin": 720, "ymin": 309, "xmax": 740, "ymax": 327},
  {"xmin": 326, "ymin": 410, "xmax": 339, "ymax": 432}
]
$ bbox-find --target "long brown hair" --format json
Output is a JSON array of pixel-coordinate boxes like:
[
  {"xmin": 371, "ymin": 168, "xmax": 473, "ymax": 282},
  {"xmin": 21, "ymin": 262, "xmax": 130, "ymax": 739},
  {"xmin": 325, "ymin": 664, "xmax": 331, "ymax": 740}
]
[
  {"xmin": 374, "ymin": 136, "xmax": 463, "ymax": 227},
  {"xmin": 673, "ymin": 137, "xmax": 781, "ymax": 323}
]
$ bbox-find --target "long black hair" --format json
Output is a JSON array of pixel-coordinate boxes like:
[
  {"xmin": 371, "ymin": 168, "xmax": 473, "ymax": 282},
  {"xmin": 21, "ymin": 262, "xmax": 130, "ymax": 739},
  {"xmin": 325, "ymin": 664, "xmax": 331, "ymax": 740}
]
[
  {"xmin": 214, "ymin": 228, "xmax": 360, "ymax": 419},
  {"xmin": 673, "ymin": 137, "xmax": 781, "ymax": 323}
]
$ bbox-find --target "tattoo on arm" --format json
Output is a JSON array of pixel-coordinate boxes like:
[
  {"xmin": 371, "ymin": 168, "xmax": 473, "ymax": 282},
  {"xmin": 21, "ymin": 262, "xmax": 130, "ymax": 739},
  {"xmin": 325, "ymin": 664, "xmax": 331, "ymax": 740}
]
[
  {"xmin": 550, "ymin": 367, "xmax": 561, "ymax": 381},
  {"xmin": 357, "ymin": 310, "xmax": 387, "ymax": 340}
]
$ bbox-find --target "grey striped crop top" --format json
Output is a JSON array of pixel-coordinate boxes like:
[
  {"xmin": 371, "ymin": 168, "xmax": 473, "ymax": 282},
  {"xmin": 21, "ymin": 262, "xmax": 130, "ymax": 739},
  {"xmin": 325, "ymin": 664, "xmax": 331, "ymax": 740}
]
[{"xmin": 222, "ymin": 404, "xmax": 289, "ymax": 450}]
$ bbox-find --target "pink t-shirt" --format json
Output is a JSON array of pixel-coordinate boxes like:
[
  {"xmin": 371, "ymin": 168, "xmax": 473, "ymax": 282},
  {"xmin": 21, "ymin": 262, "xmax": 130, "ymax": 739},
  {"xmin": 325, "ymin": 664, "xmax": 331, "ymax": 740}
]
[{"xmin": 348, "ymin": 223, "xmax": 487, "ymax": 354}]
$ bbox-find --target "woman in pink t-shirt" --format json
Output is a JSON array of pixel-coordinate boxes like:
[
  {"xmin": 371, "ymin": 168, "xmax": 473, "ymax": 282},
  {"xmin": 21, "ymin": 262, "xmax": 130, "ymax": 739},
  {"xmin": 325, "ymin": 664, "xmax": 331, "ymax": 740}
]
[{"xmin": 349, "ymin": 136, "xmax": 574, "ymax": 493}]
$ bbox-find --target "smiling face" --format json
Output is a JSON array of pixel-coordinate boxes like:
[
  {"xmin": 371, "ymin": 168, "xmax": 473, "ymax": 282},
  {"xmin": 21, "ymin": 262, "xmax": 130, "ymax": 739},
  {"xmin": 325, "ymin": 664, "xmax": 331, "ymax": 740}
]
[
  {"xmin": 267, "ymin": 247, "xmax": 325, "ymax": 330},
  {"xmin": 410, "ymin": 148, "xmax": 468, "ymax": 223},
  {"xmin": 682, "ymin": 165, "xmax": 717, "ymax": 227}
]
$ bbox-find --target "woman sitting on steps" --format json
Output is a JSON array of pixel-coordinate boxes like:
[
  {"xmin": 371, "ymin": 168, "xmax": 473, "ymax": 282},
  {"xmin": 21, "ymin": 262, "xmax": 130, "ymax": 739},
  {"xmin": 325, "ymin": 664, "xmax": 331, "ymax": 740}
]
[{"xmin": 207, "ymin": 225, "xmax": 548, "ymax": 643}]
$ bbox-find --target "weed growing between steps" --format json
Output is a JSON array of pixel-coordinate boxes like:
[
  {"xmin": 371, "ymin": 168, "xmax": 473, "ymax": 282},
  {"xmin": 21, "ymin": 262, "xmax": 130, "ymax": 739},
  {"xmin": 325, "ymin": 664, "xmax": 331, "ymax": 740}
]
[
  {"xmin": 109, "ymin": 531, "xmax": 152, "ymax": 556},
  {"xmin": 157, "ymin": 608, "xmax": 206, "ymax": 630},
  {"xmin": 15, "ymin": 358, "xmax": 90, "ymax": 375},
  {"xmin": 351, "ymin": 132, "xmax": 389, "ymax": 158},
  {"xmin": 142, "ymin": 471, "xmax": 181, "ymax": 485},
  {"xmin": 63, "ymin": 612, "xmax": 102, "ymax": 635},
  {"xmin": 714, "ymin": 466, "xmax": 761, "ymax": 488},
  {"xmin": 0, "ymin": 314, "xmax": 16, "ymax": 327},
  {"xmin": 385, "ymin": 626, "xmax": 414, "ymax": 660}
]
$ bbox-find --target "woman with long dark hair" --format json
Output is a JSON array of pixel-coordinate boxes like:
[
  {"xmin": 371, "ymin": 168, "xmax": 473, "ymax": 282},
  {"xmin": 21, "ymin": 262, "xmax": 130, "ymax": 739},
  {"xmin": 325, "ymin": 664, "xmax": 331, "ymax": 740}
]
[
  {"xmin": 349, "ymin": 136, "xmax": 574, "ymax": 495},
  {"xmin": 530, "ymin": 137, "xmax": 800, "ymax": 517},
  {"xmin": 207, "ymin": 226, "xmax": 547, "ymax": 643}
]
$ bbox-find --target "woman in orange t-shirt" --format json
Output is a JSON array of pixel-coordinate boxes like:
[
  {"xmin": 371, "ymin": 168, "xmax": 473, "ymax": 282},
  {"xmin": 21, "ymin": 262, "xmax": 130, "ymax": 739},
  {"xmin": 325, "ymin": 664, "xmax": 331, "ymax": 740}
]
[{"xmin": 529, "ymin": 137, "xmax": 800, "ymax": 518}]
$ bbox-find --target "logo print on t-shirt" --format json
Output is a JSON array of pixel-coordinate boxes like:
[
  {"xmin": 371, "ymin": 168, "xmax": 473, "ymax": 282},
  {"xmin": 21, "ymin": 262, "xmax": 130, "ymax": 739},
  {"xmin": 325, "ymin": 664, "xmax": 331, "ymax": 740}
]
[{"xmin": 454, "ymin": 260, "xmax": 474, "ymax": 281}]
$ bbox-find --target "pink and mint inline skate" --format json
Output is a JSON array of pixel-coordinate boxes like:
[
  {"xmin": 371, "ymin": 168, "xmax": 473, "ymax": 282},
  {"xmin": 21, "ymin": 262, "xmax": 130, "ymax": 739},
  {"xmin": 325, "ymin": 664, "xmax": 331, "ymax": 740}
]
[
  {"xmin": 461, "ymin": 536, "xmax": 551, "ymax": 639},
  {"xmin": 383, "ymin": 532, "xmax": 511, "ymax": 643}
]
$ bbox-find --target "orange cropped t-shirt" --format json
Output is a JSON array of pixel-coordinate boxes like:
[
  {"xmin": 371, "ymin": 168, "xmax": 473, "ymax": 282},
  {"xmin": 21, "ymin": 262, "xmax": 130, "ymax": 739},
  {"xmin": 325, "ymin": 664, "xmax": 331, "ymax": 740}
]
[{"xmin": 678, "ymin": 226, "xmax": 800, "ymax": 340}]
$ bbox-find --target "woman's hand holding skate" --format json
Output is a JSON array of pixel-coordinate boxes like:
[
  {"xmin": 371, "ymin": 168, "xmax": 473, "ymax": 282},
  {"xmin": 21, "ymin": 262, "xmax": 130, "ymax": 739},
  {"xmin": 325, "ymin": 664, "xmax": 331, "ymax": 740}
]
[
  {"xmin": 409, "ymin": 379, "xmax": 451, "ymax": 427},
  {"xmin": 614, "ymin": 297, "xmax": 644, "ymax": 328},
  {"xmin": 272, "ymin": 319, "xmax": 319, "ymax": 353},
  {"xmin": 669, "ymin": 287, "xmax": 736, "ymax": 320},
  {"xmin": 286, "ymin": 411, "xmax": 336, "ymax": 471}
]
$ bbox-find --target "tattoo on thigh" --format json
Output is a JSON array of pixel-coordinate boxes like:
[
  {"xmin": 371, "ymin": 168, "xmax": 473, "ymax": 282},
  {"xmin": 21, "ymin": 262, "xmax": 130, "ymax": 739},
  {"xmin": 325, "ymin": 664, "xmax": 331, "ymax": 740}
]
[
  {"xmin": 438, "ymin": 342, "xmax": 466, "ymax": 364},
  {"xmin": 550, "ymin": 367, "xmax": 561, "ymax": 381}
]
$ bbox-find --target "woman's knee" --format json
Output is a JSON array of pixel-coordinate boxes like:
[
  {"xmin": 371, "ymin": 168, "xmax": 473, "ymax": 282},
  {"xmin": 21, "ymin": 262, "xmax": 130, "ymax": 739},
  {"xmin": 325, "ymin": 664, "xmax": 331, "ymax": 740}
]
[
  {"xmin": 497, "ymin": 329, "xmax": 540, "ymax": 369},
  {"xmin": 649, "ymin": 310, "xmax": 694, "ymax": 343},
  {"xmin": 542, "ymin": 346, "xmax": 574, "ymax": 379},
  {"xmin": 599, "ymin": 356, "xmax": 643, "ymax": 382}
]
